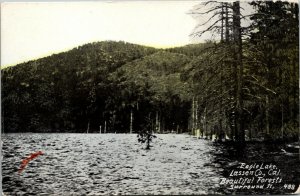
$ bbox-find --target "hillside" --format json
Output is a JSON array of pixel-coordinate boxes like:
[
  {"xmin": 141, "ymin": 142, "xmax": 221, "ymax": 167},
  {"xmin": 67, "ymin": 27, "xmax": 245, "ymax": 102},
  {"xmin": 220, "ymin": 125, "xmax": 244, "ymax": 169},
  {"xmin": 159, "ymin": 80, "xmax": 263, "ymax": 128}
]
[
  {"xmin": 2, "ymin": 38, "xmax": 298, "ymax": 141},
  {"xmin": 1, "ymin": 41, "xmax": 195, "ymax": 133}
]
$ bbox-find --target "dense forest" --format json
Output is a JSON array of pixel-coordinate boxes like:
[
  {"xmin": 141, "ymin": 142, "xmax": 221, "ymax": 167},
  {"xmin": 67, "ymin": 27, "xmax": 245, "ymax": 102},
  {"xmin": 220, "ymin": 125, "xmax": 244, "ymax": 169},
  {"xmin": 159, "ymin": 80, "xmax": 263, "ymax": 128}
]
[{"xmin": 1, "ymin": 1, "xmax": 299, "ymax": 143}]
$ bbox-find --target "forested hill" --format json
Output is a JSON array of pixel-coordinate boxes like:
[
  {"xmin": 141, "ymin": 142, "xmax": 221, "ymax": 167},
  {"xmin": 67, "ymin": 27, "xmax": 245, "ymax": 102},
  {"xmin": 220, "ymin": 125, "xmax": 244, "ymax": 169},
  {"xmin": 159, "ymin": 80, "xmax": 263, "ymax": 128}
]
[
  {"xmin": 2, "ymin": 37, "xmax": 298, "ymax": 142},
  {"xmin": 1, "ymin": 41, "xmax": 199, "ymax": 133}
]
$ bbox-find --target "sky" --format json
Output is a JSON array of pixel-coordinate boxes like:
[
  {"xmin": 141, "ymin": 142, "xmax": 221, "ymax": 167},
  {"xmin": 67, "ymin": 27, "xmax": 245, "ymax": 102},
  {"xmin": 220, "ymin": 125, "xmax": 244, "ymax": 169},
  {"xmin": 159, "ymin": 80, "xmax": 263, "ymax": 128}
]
[
  {"xmin": 1, "ymin": 1, "xmax": 202, "ymax": 68},
  {"xmin": 1, "ymin": 1, "xmax": 297, "ymax": 68}
]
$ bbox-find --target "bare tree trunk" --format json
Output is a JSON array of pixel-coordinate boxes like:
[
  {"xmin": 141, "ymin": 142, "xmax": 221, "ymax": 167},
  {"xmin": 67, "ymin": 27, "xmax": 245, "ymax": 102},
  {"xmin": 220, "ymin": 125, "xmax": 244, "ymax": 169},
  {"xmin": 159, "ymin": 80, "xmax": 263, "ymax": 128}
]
[
  {"xmin": 219, "ymin": 37, "xmax": 224, "ymax": 141},
  {"xmin": 294, "ymin": 3, "xmax": 299, "ymax": 133},
  {"xmin": 233, "ymin": 1, "xmax": 244, "ymax": 142},
  {"xmin": 204, "ymin": 107, "xmax": 207, "ymax": 138},
  {"xmin": 161, "ymin": 117, "xmax": 165, "ymax": 134},
  {"xmin": 86, "ymin": 119, "xmax": 90, "ymax": 133},
  {"xmin": 155, "ymin": 111, "xmax": 159, "ymax": 133},
  {"xmin": 225, "ymin": 3, "xmax": 230, "ymax": 42},
  {"xmin": 192, "ymin": 97, "xmax": 195, "ymax": 135},
  {"xmin": 158, "ymin": 121, "xmax": 161, "ymax": 133},
  {"xmin": 266, "ymin": 95, "xmax": 270, "ymax": 135},
  {"xmin": 130, "ymin": 109, "xmax": 133, "ymax": 134},
  {"xmin": 281, "ymin": 103, "xmax": 284, "ymax": 139},
  {"xmin": 229, "ymin": 2, "xmax": 237, "ymax": 141},
  {"xmin": 221, "ymin": 3, "xmax": 224, "ymax": 42},
  {"xmin": 195, "ymin": 98, "xmax": 198, "ymax": 133},
  {"xmin": 220, "ymin": 2, "xmax": 229, "ymax": 141},
  {"xmin": 146, "ymin": 134, "xmax": 150, "ymax": 150},
  {"xmin": 210, "ymin": 124, "xmax": 213, "ymax": 140}
]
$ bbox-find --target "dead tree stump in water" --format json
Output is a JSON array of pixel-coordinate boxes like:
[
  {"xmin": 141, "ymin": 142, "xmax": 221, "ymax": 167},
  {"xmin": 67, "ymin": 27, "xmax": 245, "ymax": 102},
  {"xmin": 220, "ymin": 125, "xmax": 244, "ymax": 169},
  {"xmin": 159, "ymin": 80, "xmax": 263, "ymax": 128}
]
[{"xmin": 137, "ymin": 129, "xmax": 156, "ymax": 150}]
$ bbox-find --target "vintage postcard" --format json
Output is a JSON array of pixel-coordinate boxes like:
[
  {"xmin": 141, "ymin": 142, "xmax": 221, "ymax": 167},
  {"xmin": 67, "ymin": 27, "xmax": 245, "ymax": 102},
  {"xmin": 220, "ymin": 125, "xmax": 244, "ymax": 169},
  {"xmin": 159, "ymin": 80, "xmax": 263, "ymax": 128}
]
[{"xmin": 1, "ymin": 0, "xmax": 299, "ymax": 195}]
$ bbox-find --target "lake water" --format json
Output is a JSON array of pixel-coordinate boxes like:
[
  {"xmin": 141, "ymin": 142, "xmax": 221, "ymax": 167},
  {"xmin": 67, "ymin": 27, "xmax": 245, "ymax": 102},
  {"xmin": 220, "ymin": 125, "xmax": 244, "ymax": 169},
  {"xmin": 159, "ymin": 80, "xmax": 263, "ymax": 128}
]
[{"xmin": 2, "ymin": 133, "xmax": 300, "ymax": 195}]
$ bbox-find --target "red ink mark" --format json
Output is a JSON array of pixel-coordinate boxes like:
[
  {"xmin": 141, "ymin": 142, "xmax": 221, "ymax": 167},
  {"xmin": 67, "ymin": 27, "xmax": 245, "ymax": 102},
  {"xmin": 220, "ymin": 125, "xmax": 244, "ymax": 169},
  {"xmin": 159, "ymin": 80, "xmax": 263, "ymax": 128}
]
[{"xmin": 18, "ymin": 151, "xmax": 44, "ymax": 174}]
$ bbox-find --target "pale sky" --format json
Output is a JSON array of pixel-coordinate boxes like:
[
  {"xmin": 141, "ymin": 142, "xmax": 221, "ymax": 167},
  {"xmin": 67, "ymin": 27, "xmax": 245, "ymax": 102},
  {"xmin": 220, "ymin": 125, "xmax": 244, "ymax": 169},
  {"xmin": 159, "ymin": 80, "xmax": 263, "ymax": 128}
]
[
  {"xmin": 1, "ymin": 1, "xmax": 296, "ymax": 68},
  {"xmin": 1, "ymin": 1, "xmax": 202, "ymax": 68}
]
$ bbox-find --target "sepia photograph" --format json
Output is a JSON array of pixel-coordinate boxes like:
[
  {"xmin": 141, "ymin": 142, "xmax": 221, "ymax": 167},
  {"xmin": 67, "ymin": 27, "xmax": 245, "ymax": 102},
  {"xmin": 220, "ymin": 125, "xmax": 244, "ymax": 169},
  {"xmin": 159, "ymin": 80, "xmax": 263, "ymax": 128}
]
[{"xmin": 1, "ymin": 0, "xmax": 299, "ymax": 195}]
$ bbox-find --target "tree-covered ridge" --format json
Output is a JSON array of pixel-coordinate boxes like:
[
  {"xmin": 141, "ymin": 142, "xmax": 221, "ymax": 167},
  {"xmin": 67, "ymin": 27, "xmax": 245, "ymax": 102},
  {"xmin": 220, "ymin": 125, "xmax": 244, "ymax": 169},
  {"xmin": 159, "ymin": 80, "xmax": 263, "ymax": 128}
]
[
  {"xmin": 2, "ymin": 41, "xmax": 195, "ymax": 133},
  {"xmin": 109, "ymin": 51, "xmax": 193, "ymax": 133},
  {"xmin": 112, "ymin": 51, "xmax": 191, "ymax": 102},
  {"xmin": 2, "ymin": 41, "xmax": 159, "ymax": 133},
  {"xmin": 166, "ymin": 43, "xmax": 214, "ymax": 57}
]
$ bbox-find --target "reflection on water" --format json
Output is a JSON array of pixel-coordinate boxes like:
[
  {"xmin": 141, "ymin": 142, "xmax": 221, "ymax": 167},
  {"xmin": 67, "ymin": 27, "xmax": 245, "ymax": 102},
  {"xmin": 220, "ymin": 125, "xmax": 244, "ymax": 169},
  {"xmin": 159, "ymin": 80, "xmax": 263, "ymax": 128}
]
[{"xmin": 2, "ymin": 133, "xmax": 299, "ymax": 195}]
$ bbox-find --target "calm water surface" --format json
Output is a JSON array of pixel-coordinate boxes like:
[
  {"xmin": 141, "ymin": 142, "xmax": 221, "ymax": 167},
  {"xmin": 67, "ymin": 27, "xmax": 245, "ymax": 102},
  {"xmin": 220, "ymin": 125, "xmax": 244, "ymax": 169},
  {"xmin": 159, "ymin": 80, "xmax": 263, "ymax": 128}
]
[
  {"xmin": 2, "ymin": 134, "xmax": 221, "ymax": 195},
  {"xmin": 2, "ymin": 133, "xmax": 299, "ymax": 195}
]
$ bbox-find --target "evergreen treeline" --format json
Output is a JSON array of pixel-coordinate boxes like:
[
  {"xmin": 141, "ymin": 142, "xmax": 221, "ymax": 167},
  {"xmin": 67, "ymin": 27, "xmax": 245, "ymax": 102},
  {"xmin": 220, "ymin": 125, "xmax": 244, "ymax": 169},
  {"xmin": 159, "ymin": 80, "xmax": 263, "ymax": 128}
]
[
  {"xmin": 1, "ymin": 41, "xmax": 198, "ymax": 133},
  {"xmin": 188, "ymin": 1, "xmax": 298, "ymax": 141},
  {"xmin": 2, "ymin": 1, "xmax": 298, "ymax": 142}
]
